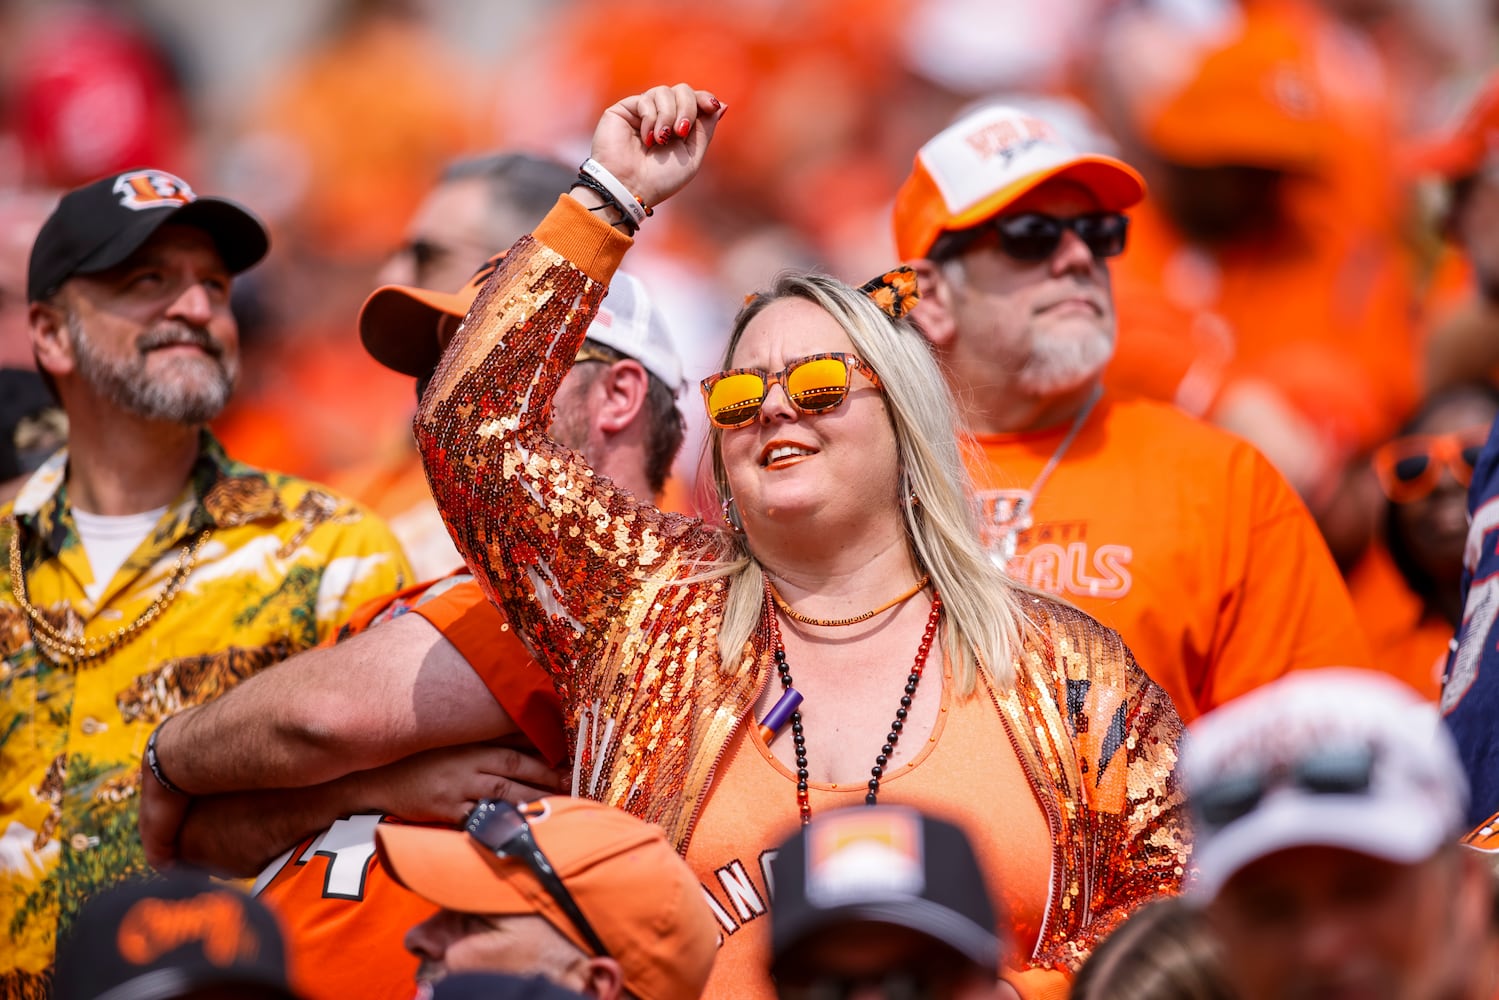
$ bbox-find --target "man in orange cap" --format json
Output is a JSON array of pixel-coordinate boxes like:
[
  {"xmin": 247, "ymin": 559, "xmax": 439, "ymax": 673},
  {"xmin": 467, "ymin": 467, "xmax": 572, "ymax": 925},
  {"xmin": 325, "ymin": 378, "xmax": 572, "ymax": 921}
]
[
  {"xmin": 377, "ymin": 797, "xmax": 717, "ymax": 1000},
  {"xmin": 894, "ymin": 103, "xmax": 1369, "ymax": 722},
  {"xmin": 1100, "ymin": 5, "xmax": 1416, "ymax": 511}
]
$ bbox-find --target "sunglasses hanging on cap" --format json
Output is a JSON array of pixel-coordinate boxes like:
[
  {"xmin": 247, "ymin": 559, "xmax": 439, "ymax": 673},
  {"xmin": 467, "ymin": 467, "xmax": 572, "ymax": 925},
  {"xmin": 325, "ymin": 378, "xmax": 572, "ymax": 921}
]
[
  {"xmin": 1372, "ymin": 427, "xmax": 1487, "ymax": 504},
  {"xmin": 464, "ymin": 800, "xmax": 612, "ymax": 958},
  {"xmin": 700, "ymin": 352, "xmax": 882, "ymax": 430}
]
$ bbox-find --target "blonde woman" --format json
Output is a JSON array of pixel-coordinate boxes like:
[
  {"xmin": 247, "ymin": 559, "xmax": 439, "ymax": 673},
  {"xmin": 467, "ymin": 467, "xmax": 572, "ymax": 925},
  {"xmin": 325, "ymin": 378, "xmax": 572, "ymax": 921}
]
[{"xmin": 416, "ymin": 83, "xmax": 1187, "ymax": 999}]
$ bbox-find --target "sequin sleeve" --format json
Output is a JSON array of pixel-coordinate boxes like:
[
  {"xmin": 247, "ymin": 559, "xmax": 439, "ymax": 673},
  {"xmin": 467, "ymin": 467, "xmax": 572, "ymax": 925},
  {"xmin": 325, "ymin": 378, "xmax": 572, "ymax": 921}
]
[
  {"xmin": 1010, "ymin": 600, "xmax": 1189, "ymax": 974},
  {"xmin": 413, "ymin": 196, "xmax": 719, "ymax": 710}
]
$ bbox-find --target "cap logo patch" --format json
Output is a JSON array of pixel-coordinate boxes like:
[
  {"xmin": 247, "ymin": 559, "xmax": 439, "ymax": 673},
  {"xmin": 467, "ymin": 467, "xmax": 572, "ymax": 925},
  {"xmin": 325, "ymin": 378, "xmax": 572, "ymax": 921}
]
[
  {"xmin": 962, "ymin": 115, "xmax": 1060, "ymax": 166},
  {"xmin": 805, "ymin": 808, "xmax": 924, "ymax": 907},
  {"xmin": 113, "ymin": 170, "xmax": 198, "ymax": 211},
  {"xmin": 116, "ymin": 892, "xmax": 260, "ymax": 966}
]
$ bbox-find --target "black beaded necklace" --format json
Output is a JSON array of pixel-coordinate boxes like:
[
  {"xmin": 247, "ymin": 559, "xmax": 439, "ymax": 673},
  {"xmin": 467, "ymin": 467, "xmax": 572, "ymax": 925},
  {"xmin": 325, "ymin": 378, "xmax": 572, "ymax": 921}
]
[{"xmin": 761, "ymin": 577, "xmax": 943, "ymax": 825}]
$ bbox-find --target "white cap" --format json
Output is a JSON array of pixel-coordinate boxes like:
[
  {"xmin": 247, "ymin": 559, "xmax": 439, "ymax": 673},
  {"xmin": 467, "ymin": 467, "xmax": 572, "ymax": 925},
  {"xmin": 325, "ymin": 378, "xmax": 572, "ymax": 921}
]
[
  {"xmin": 892, "ymin": 104, "xmax": 1146, "ymax": 260},
  {"xmin": 589, "ymin": 271, "xmax": 686, "ymax": 397},
  {"xmin": 1183, "ymin": 669, "xmax": 1469, "ymax": 901}
]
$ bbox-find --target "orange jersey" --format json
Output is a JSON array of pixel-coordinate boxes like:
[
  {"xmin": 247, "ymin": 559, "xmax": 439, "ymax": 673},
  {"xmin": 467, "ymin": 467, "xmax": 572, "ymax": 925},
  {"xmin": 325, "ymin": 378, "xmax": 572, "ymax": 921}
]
[
  {"xmin": 256, "ymin": 577, "xmax": 564, "ymax": 1000},
  {"xmin": 965, "ymin": 393, "xmax": 1369, "ymax": 721}
]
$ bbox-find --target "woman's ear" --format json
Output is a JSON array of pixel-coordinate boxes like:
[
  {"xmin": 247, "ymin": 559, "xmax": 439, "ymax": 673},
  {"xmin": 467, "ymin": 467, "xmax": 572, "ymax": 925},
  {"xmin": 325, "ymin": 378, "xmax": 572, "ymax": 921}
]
[{"xmin": 906, "ymin": 258, "xmax": 959, "ymax": 349}]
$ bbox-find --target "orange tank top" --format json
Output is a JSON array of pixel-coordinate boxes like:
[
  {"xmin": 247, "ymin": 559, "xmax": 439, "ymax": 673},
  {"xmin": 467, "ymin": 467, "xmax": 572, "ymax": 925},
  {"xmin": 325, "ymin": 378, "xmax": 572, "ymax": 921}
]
[{"xmin": 686, "ymin": 665, "xmax": 1052, "ymax": 998}]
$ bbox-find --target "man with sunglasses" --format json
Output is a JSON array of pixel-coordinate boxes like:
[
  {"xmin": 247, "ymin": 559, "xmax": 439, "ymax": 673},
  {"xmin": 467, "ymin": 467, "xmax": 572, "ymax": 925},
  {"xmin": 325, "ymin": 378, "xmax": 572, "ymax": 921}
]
[
  {"xmin": 894, "ymin": 104, "xmax": 1368, "ymax": 724},
  {"xmin": 1182, "ymin": 668, "xmax": 1495, "ymax": 1000},
  {"xmin": 376, "ymin": 797, "xmax": 717, "ymax": 1000}
]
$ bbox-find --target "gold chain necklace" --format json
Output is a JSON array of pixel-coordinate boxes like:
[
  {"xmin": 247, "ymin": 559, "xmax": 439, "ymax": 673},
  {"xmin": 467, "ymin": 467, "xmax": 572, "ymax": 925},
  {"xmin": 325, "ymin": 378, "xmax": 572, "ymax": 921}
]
[
  {"xmin": 7, "ymin": 517, "xmax": 211, "ymax": 664},
  {"xmin": 769, "ymin": 574, "xmax": 931, "ymax": 628}
]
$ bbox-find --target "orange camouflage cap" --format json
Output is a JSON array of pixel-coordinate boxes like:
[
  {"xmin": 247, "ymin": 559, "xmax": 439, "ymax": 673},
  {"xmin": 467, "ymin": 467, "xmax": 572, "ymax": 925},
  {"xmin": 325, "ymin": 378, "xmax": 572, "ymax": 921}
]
[{"xmin": 376, "ymin": 797, "xmax": 716, "ymax": 1000}]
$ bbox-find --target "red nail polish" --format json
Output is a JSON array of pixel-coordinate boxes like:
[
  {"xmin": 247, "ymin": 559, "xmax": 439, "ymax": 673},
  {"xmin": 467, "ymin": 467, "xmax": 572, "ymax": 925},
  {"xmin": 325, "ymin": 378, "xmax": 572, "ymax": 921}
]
[
  {"xmin": 644, "ymin": 131, "xmax": 655, "ymax": 148},
  {"xmin": 675, "ymin": 118, "xmax": 691, "ymax": 137},
  {"xmin": 657, "ymin": 126, "xmax": 671, "ymax": 144},
  {"xmin": 709, "ymin": 96, "xmax": 721, "ymax": 110}
]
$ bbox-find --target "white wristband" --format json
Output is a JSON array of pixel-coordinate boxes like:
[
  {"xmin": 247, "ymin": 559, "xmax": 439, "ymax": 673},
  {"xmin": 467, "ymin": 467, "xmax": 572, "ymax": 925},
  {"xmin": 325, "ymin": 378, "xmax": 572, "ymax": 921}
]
[{"xmin": 580, "ymin": 159, "xmax": 649, "ymax": 228}]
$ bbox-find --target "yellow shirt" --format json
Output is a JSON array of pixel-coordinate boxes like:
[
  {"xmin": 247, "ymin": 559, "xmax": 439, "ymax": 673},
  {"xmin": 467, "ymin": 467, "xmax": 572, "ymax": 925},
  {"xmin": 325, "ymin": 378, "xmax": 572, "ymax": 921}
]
[{"xmin": 0, "ymin": 433, "xmax": 412, "ymax": 993}]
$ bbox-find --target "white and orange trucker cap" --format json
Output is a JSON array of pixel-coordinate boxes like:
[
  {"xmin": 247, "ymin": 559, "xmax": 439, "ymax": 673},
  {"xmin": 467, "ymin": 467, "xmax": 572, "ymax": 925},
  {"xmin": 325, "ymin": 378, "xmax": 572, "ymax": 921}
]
[{"xmin": 893, "ymin": 105, "xmax": 1146, "ymax": 261}]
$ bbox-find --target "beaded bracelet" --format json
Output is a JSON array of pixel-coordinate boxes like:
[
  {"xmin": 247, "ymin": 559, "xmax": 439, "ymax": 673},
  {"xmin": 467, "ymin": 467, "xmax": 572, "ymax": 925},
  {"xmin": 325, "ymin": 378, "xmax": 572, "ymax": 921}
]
[
  {"xmin": 579, "ymin": 158, "xmax": 651, "ymax": 228},
  {"xmin": 571, "ymin": 172, "xmax": 639, "ymax": 235},
  {"xmin": 145, "ymin": 722, "xmax": 187, "ymax": 796}
]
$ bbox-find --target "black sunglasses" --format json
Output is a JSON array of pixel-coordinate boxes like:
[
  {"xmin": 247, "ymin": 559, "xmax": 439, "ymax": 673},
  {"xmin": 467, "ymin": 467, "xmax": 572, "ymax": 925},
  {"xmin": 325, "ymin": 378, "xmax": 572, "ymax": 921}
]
[
  {"xmin": 936, "ymin": 212, "xmax": 1129, "ymax": 263},
  {"xmin": 1192, "ymin": 746, "xmax": 1377, "ymax": 832},
  {"xmin": 464, "ymin": 800, "xmax": 612, "ymax": 958}
]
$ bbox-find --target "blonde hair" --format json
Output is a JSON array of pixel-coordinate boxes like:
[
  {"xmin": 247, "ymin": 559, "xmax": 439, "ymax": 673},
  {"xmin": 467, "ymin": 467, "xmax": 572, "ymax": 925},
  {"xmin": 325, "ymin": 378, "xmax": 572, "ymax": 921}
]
[
  {"xmin": 703, "ymin": 271, "xmax": 1035, "ymax": 693},
  {"xmin": 1069, "ymin": 898, "xmax": 1237, "ymax": 1000}
]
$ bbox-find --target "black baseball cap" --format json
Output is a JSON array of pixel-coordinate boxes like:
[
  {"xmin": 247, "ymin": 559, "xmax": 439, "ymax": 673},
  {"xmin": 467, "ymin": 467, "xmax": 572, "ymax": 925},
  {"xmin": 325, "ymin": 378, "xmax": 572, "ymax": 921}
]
[
  {"xmin": 53, "ymin": 870, "xmax": 302, "ymax": 1000},
  {"xmin": 28, "ymin": 168, "xmax": 269, "ymax": 303},
  {"xmin": 769, "ymin": 806, "xmax": 1002, "ymax": 974}
]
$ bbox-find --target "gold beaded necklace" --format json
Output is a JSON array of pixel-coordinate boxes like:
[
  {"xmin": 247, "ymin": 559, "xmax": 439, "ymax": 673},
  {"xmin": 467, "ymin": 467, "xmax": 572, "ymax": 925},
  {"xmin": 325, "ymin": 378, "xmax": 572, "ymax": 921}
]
[
  {"xmin": 7, "ymin": 517, "xmax": 211, "ymax": 664},
  {"xmin": 768, "ymin": 575, "xmax": 931, "ymax": 628}
]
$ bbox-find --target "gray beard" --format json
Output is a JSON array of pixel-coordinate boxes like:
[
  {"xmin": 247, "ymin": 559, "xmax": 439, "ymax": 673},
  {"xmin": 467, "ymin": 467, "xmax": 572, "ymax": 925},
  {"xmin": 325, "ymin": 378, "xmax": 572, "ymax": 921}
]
[
  {"xmin": 68, "ymin": 313, "xmax": 237, "ymax": 424},
  {"xmin": 1015, "ymin": 330, "xmax": 1115, "ymax": 397}
]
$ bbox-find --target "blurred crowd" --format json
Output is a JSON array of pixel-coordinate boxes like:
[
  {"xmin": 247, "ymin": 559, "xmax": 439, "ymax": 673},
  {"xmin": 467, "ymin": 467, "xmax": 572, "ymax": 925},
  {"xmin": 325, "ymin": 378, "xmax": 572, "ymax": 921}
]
[
  {"xmin": 8, "ymin": 0, "xmax": 1499, "ymax": 997},
  {"xmin": 4, "ymin": 0, "xmax": 1499, "ymax": 648}
]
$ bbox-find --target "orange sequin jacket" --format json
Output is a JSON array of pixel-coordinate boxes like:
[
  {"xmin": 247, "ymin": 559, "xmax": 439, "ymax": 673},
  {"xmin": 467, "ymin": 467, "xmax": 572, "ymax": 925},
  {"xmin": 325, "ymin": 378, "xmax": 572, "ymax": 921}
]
[{"xmin": 415, "ymin": 196, "xmax": 1188, "ymax": 974}]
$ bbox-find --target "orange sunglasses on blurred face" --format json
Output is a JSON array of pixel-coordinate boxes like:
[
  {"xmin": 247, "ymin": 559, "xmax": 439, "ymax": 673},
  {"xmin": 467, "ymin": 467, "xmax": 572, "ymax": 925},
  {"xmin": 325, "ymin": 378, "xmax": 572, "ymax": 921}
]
[{"xmin": 1372, "ymin": 427, "xmax": 1488, "ymax": 504}]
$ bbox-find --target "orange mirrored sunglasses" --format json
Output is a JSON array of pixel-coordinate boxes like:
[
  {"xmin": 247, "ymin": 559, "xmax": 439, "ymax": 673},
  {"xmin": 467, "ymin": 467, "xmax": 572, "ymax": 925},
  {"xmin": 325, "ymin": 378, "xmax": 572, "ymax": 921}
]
[
  {"xmin": 1372, "ymin": 427, "xmax": 1488, "ymax": 503},
  {"xmin": 699, "ymin": 352, "xmax": 881, "ymax": 429}
]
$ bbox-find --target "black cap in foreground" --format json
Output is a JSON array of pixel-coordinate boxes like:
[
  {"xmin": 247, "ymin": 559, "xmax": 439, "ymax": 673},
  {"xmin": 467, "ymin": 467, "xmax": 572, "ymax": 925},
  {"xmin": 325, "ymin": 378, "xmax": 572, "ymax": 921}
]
[
  {"xmin": 53, "ymin": 870, "xmax": 301, "ymax": 1000},
  {"xmin": 28, "ymin": 168, "xmax": 268, "ymax": 302},
  {"xmin": 769, "ymin": 806, "xmax": 1002, "ymax": 974}
]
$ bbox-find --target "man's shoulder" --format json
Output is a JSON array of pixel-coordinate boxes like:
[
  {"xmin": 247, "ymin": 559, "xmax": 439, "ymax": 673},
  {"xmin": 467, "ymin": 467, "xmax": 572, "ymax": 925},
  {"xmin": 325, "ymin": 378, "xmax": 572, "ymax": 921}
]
[{"xmin": 1100, "ymin": 394, "xmax": 1259, "ymax": 456}]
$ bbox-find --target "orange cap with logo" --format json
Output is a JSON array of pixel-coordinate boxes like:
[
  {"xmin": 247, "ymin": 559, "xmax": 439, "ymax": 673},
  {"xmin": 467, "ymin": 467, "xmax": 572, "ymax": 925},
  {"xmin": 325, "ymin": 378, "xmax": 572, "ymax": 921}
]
[
  {"xmin": 893, "ymin": 104, "xmax": 1145, "ymax": 261},
  {"xmin": 1140, "ymin": 14, "xmax": 1327, "ymax": 172},
  {"xmin": 376, "ymin": 797, "xmax": 716, "ymax": 1000}
]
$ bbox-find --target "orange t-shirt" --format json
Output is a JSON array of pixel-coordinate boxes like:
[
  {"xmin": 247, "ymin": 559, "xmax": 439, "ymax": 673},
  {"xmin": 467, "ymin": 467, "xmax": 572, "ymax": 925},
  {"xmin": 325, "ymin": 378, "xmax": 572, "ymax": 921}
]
[
  {"xmin": 965, "ymin": 394, "xmax": 1369, "ymax": 721},
  {"xmin": 686, "ymin": 664, "xmax": 1054, "ymax": 999},
  {"xmin": 256, "ymin": 578, "xmax": 564, "ymax": 1000}
]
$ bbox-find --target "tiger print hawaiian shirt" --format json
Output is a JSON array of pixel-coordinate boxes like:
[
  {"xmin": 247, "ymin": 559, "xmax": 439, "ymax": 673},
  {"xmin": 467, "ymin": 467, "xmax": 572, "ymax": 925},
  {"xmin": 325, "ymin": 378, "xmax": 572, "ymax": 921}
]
[{"xmin": 0, "ymin": 433, "xmax": 411, "ymax": 999}]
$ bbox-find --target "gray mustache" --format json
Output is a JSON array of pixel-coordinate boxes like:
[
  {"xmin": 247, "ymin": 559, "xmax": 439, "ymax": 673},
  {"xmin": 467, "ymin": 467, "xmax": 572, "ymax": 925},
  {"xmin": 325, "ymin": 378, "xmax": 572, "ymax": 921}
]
[{"xmin": 137, "ymin": 323, "xmax": 222, "ymax": 358}]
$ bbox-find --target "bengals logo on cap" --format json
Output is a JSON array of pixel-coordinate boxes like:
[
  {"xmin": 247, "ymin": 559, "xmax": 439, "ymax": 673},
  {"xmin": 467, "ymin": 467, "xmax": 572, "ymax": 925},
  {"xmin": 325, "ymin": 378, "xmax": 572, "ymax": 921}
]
[{"xmin": 113, "ymin": 169, "xmax": 198, "ymax": 211}]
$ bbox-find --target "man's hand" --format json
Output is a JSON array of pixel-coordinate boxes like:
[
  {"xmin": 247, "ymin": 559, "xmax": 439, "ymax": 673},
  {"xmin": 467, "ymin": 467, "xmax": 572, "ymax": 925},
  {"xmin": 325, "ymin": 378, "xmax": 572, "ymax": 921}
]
[
  {"xmin": 589, "ymin": 83, "xmax": 725, "ymax": 210},
  {"xmin": 355, "ymin": 742, "xmax": 564, "ymax": 825},
  {"xmin": 139, "ymin": 760, "xmax": 190, "ymax": 870}
]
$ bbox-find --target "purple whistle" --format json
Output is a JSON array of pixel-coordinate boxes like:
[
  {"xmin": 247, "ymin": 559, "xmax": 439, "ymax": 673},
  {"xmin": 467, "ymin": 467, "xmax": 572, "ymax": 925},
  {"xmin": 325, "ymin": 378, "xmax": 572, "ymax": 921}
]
[{"xmin": 758, "ymin": 688, "xmax": 804, "ymax": 744}]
